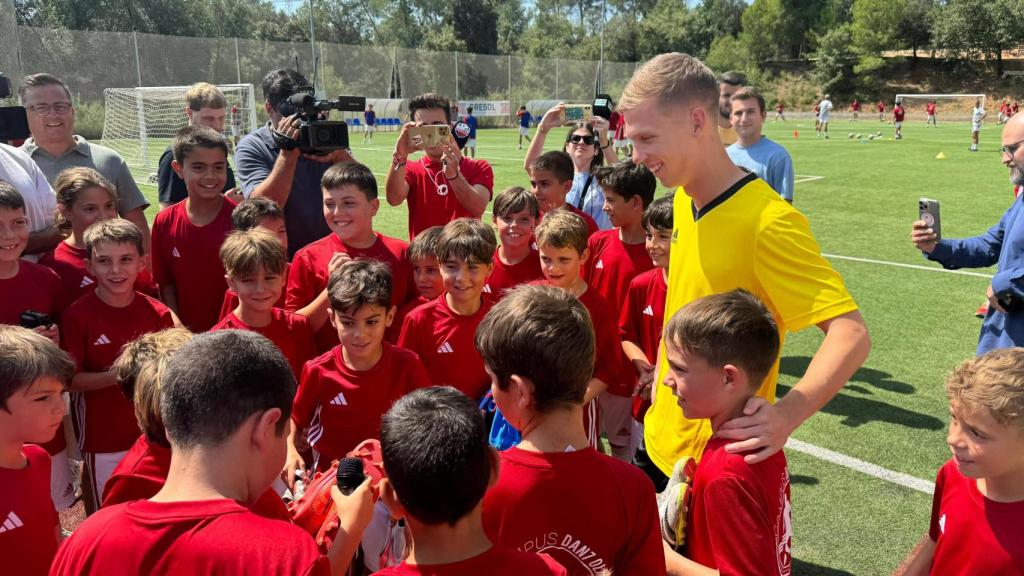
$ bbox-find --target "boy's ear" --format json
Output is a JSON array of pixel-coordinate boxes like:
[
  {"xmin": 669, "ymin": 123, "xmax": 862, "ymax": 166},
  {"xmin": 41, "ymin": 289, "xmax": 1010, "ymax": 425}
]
[
  {"xmin": 251, "ymin": 407, "xmax": 284, "ymax": 453},
  {"xmin": 85, "ymin": 257, "xmax": 96, "ymax": 277},
  {"xmin": 378, "ymin": 478, "xmax": 406, "ymax": 520},
  {"xmin": 224, "ymin": 274, "xmax": 236, "ymax": 292},
  {"xmin": 384, "ymin": 305, "xmax": 397, "ymax": 328},
  {"xmin": 509, "ymin": 374, "xmax": 535, "ymax": 411},
  {"xmin": 327, "ymin": 308, "xmax": 338, "ymax": 330},
  {"xmin": 171, "ymin": 159, "xmax": 184, "ymax": 179},
  {"xmin": 369, "ymin": 198, "xmax": 380, "ymax": 218},
  {"xmin": 560, "ymin": 180, "xmax": 573, "ymax": 194},
  {"xmin": 184, "ymin": 107, "xmax": 194, "ymax": 123},
  {"xmin": 579, "ymin": 247, "xmax": 589, "ymax": 266},
  {"xmin": 722, "ymin": 364, "xmax": 747, "ymax": 392}
]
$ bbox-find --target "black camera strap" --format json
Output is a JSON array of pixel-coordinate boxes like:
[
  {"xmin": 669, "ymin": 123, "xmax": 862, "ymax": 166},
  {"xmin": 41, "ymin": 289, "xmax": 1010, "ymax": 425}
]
[{"xmin": 575, "ymin": 173, "xmax": 594, "ymax": 211}]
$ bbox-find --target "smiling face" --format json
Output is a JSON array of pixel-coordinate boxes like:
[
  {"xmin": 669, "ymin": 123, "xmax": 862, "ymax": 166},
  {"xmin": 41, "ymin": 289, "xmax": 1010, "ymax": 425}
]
[
  {"xmin": 645, "ymin": 225, "xmax": 672, "ymax": 269},
  {"xmin": 625, "ymin": 98, "xmax": 698, "ymax": 188},
  {"xmin": 731, "ymin": 97, "xmax": 765, "ymax": 142},
  {"xmin": 947, "ymin": 402, "xmax": 1024, "ymax": 482},
  {"xmin": 0, "ymin": 206, "xmax": 29, "ymax": 265},
  {"xmin": 564, "ymin": 128, "xmax": 598, "ymax": 168},
  {"xmin": 0, "ymin": 376, "xmax": 67, "ymax": 445},
  {"xmin": 62, "ymin": 186, "xmax": 118, "ymax": 240},
  {"xmin": 601, "ymin": 188, "xmax": 641, "ymax": 229},
  {"xmin": 495, "ymin": 208, "xmax": 536, "ymax": 251},
  {"xmin": 411, "ymin": 256, "xmax": 444, "ymax": 301},
  {"xmin": 173, "ymin": 146, "xmax": 228, "ymax": 202},
  {"xmin": 227, "ymin": 264, "xmax": 284, "ymax": 316},
  {"xmin": 22, "ymin": 83, "xmax": 75, "ymax": 149},
  {"xmin": 322, "ymin": 184, "xmax": 378, "ymax": 245},
  {"xmin": 538, "ymin": 244, "xmax": 586, "ymax": 291},
  {"xmin": 440, "ymin": 256, "xmax": 491, "ymax": 309},
  {"xmin": 330, "ymin": 303, "xmax": 394, "ymax": 367},
  {"xmin": 529, "ymin": 168, "xmax": 571, "ymax": 213},
  {"xmin": 86, "ymin": 240, "xmax": 143, "ymax": 301}
]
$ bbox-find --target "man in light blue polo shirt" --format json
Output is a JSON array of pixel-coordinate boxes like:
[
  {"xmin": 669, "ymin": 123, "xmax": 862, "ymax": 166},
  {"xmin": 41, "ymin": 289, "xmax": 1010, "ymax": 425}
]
[{"xmin": 726, "ymin": 86, "xmax": 795, "ymax": 203}]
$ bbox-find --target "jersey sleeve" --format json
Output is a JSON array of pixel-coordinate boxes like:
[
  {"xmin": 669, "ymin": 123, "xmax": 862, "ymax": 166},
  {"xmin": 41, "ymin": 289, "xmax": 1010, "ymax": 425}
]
[
  {"xmin": 59, "ymin": 309, "xmax": 87, "ymax": 373},
  {"xmin": 293, "ymin": 318, "xmax": 318, "ymax": 379},
  {"xmin": 619, "ymin": 283, "xmax": 643, "ymax": 346},
  {"xmin": 754, "ymin": 210, "xmax": 858, "ymax": 333},
  {"xmin": 467, "ymin": 160, "xmax": 494, "ymax": 198},
  {"xmin": 150, "ymin": 213, "xmax": 172, "ymax": 287},
  {"xmin": 701, "ymin": 476, "xmax": 780, "ymax": 576},
  {"xmin": 291, "ymin": 362, "xmax": 320, "ymax": 429},
  {"xmin": 396, "ymin": 311, "xmax": 420, "ymax": 355},
  {"xmin": 593, "ymin": 306, "xmax": 625, "ymax": 388},
  {"xmin": 285, "ymin": 251, "xmax": 318, "ymax": 312},
  {"xmin": 405, "ymin": 353, "xmax": 433, "ymax": 394},
  {"xmin": 928, "ymin": 463, "xmax": 948, "ymax": 542}
]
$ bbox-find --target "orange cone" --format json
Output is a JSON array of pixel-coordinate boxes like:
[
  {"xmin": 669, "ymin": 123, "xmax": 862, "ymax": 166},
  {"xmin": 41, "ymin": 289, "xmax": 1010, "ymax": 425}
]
[{"xmin": 793, "ymin": 130, "xmax": 799, "ymax": 139}]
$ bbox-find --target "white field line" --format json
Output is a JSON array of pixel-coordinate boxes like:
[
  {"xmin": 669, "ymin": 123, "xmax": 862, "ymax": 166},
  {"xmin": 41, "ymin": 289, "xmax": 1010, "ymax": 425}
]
[
  {"xmin": 822, "ymin": 253, "xmax": 993, "ymax": 279},
  {"xmin": 787, "ymin": 438, "xmax": 935, "ymax": 494},
  {"xmin": 795, "ymin": 175, "xmax": 825, "ymax": 184}
]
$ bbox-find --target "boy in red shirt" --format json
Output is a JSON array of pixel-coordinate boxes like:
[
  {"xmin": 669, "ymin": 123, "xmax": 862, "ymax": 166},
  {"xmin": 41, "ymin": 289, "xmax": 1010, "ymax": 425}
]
[
  {"xmin": 0, "ymin": 326, "xmax": 73, "ymax": 576},
  {"xmin": 151, "ymin": 125, "xmax": 236, "ymax": 331},
  {"xmin": 926, "ymin": 100, "xmax": 937, "ymax": 127},
  {"xmin": 51, "ymin": 330, "xmax": 374, "ymax": 575},
  {"xmin": 896, "ymin": 348, "xmax": 1024, "ymax": 575},
  {"xmin": 477, "ymin": 285, "xmax": 664, "ymax": 575},
  {"xmin": 535, "ymin": 210, "xmax": 623, "ymax": 447},
  {"xmin": 289, "ymin": 259, "xmax": 431, "ymax": 481},
  {"xmin": 894, "ymin": 99, "xmax": 905, "ymax": 140},
  {"xmin": 386, "ymin": 225, "xmax": 444, "ymax": 343},
  {"xmin": 486, "ymin": 186, "xmax": 543, "ymax": 297},
  {"xmin": 375, "ymin": 386, "xmax": 566, "ymax": 576},
  {"xmin": 584, "ymin": 160, "xmax": 656, "ymax": 461},
  {"xmin": 529, "ymin": 151, "xmax": 599, "ymax": 236},
  {"xmin": 659, "ymin": 290, "xmax": 792, "ymax": 575},
  {"xmin": 398, "ymin": 218, "xmax": 497, "ymax": 401},
  {"xmin": 219, "ymin": 197, "xmax": 291, "ymax": 317},
  {"xmin": 212, "ymin": 229, "xmax": 315, "ymax": 380},
  {"xmin": 287, "ymin": 162, "xmax": 413, "ymax": 352},
  {"xmin": 61, "ymin": 219, "xmax": 176, "ymax": 511}
]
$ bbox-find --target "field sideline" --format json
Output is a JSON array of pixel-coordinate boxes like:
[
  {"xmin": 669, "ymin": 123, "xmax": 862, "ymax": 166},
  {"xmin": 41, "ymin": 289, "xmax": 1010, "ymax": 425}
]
[{"xmin": 105, "ymin": 117, "xmax": 1010, "ymax": 574}]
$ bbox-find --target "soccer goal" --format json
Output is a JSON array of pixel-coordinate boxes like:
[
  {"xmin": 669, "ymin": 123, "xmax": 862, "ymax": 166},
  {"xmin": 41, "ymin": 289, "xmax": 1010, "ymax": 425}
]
[
  {"xmin": 101, "ymin": 84, "xmax": 259, "ymax": 180},
  {"xmin": 894, "ymin": 94, "xmax": 986, "ymax": 122}
]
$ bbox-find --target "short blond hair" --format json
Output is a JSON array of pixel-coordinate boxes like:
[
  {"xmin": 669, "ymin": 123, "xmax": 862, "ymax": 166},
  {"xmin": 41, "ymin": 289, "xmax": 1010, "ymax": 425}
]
[
  {"xmin": 618, "ymin": 52, "xmax": 718, "ymax": 114},
  {"xmin": 946, "ymin": 348, "xmax": 1024, "ymax": 428},
  {"xmin": 534, "ymin": 208, "xmax": 589, "ymax": 255},
  {"xmin": 220, "ymin": 228, "xmax": 286, "ymax": 278},
  {"xmin": 113, "ymin": 328, "xmax": 193, "ymax": 446},
  {"xmin": 185, "ymin": 82, "xmax": 227, "ymax": 111}
]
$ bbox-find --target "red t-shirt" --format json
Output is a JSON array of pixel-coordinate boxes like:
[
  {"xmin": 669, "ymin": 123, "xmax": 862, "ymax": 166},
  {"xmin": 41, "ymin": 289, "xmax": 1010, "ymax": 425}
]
[
  {"xmin": 386, "ymin": 295, "xmax": 428, "ymax": 343},
  {"xmin": 0, "ymin": 262, "xmax": 67, "ymax": 455},
  {"xmin": 684, "ymin": 437, "xmax": 792, "ymax": 575},
  {"xmin": 286, "ymin": 232, "xmax": 413, "ymax": 352},
  {"xmin": 851, "ymin": 101, "xmax": 861, "ymax": 111},
  {"xmin": 878, "ymin": 102, "xmax": 885, "ymax": 112},
  {"xmin": 483, "ymin": 446, "xmax": 664, "ymax": 576},
  {"xmin": 577, "ymin": 286, "xmax": 625, "ymax": 394},
  {"xmin": 293, "ymin": 343, "xmax": 431, "ymax": 469},
  {"xmin": 100, "ymin": 435, "xmax": 290, "ymax": 521},
  {"xmin": 619, "ymin": 268, "xmax": 667, "ymax": 420},
  {"xmin": 894, "ymin": 106, "xmax": 905, "ymax": 122},
  {"xmin": 218, "ymin": 262, "xmax": 291, "ymax": 320},
  {"xmin": 562, "ymin": 205, "xmax": 599, "ymax": 238},
  {"xmin": 403, "ymin": 156, "xmax": 495, "ymax": 239},
  {"xmin": 928, "ymin": 458, "xmax": 1024, "ymax": 574},
  {"xmin": 151, "ymin": 198, "xmax": 236, "ymax": 332},
  {"xmin": 39, "ymin": 241, "xmax": 157, "ymax": 304},
  {"xmin": 398, "ymin": 295, "xmax": 494, "ymax": 400},
  {"xmin": 927, "ymin": 103, "xmax": 936, "ymax": 115},
  {"xmin": 485, "ymin": 247, "xmax": 543, "ymax": 298},
  {"xmin": 211, "ymin": 308, "xmax": 315, "ymax": 381},
  {"xmin": 60, "ymin": 291, "xmax": 174, "ymax": 453},
  {"xmin": 50, "ymin": 499, "xmax": 329, "ymax": 575},
  {"xmin": 0, "ymin": 445, "xmax": 58, "ymax": 576},
  {"xmin": 375, "ymin": 546, "xmax": 568, "ymax": 575}
]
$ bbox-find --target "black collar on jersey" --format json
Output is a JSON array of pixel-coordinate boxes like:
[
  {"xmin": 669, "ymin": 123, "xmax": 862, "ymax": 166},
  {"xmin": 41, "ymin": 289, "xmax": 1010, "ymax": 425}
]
[{"xmin": 691, "ymin": 172, "xmax": 757, "ymax": 221}]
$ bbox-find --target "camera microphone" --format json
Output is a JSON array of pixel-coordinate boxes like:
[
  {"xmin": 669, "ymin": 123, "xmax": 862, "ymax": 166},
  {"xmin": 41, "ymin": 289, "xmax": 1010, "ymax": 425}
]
[{"xmin": 336, "ymin": 457, "xmax": 365, "ymax": 496}]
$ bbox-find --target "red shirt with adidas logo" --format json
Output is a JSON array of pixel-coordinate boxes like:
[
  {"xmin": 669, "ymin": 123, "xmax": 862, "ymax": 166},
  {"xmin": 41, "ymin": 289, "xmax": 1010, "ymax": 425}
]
[
  {"xmin": 0, "ymin": 445, "xmax": 58, "ymax": 576},
  {"xmin": 292, "ymin": 342, "xmax": 431, "ymax": 471},
  {"xmin": 39, "ymin": 241, "xmax": 158, "ymax": 305},
  {"xmin": 619, "ymin": 268, "xmax": 667, "ymax": 420},
  {"xmin": 485, "ymin": 246, "xmax": 543, "ymax": 298},
  {"xmin": 60, "ymin": 291, "xmax": 174, "ymax": 453}
]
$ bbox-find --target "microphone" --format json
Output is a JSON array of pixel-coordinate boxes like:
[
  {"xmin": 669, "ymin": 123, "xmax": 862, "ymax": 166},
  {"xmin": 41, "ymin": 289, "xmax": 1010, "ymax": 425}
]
[{"xmin": 336, "ymin": 457, "xmax": 365, "ymax": 496}]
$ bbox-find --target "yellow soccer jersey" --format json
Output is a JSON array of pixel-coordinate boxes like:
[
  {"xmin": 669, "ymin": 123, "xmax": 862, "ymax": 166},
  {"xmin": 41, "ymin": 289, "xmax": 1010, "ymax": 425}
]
[{"xmin": 644, "ymin": 174, "xmax": 858, "ymax": 475}]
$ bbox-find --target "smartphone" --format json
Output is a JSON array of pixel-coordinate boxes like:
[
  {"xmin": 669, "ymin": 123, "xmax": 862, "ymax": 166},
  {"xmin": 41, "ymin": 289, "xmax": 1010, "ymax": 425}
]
[
  {"xmin": 919, "ymin": 198, "xmax": 941, "ymax": 241},
  {"xmin": 562, "ymin": 104, "xmax": 593, "ymax": 123},
  {"xmin": 408, "ymin": 125, "xmax": 451, "ymax": 148},
  {"xmin": 0, "ymin": 106, "xmax": 29, "ymax": 141}
]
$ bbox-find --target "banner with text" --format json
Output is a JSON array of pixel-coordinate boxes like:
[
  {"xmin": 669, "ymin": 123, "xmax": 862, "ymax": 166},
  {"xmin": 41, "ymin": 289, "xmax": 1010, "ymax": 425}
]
[{"xmin": 456, "ymin": 101, "xmax": 511, "ymax": 117}]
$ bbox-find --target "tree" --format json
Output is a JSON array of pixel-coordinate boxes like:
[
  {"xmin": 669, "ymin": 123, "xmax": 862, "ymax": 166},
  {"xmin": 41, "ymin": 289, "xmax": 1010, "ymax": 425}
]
[
  {"xmin": 813, "ymin": 23, "xmax": 855, "ymax": 95},
  {"xmin": 896, "ymin": 0, "xmax": 933, "ymax": 62},
  {"xmin": 931, "ymin": 0, "xmax": 1024, "ymax": 77}
]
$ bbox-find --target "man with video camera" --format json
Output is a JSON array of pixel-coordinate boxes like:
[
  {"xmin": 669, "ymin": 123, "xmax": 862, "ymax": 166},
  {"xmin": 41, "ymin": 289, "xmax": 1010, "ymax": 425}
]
[{"xmin": 236, "ymin": 69, "xmax": 354, "ymax": 257}]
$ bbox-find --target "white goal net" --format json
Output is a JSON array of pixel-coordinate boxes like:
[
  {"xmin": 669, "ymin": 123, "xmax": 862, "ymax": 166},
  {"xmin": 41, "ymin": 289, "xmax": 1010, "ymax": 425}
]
[
  {"xmin": 101, "ymin": 84, "xmax": 259, "ymax": 181},
  {"xmin": 894, "ymin": 94, "xmax": 986, "ymax": 122}
]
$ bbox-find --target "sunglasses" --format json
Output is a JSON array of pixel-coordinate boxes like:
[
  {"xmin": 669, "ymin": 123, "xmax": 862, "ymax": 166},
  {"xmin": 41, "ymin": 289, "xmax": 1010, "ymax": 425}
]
[{"xmin": 568, "ymin": 134, "xmax": 595, "ymax": 145}]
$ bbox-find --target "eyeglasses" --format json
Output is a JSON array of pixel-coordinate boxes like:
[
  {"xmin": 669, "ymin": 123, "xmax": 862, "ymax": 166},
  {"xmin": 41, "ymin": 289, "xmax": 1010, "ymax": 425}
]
[
  {"xmin": 1002, "ymin": 138, "xmax": 1024, "ymax": 157},
  {"xmin": 568, "ymin": 134, "xmax": 595, "ymax": 145},
  {"xmin": 25, "ymin": 102, "xmax": 73, "ymax": 116}
]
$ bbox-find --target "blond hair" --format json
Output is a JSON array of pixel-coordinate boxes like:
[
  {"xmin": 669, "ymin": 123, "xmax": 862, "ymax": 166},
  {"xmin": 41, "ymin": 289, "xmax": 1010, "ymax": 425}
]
[
  {"xmin": 219, "ymin": 228, "xmax": 286, "ymax": 278},
  {"xmin": 113, "ymin": 328, "xmax": 194, "ymax": 447},
  {"xmin": 946, "ymin": 348, "xmax": 1024, "ymax": 428},
  {"xmin": 53, "ymin": 167, "xmax": 119, "ymax": 232},
  {"xmin": 185, "ymin": 82, "xmax": 227, "ymax": 111},
  {"xmin": 618, "ymin": 52, "xmax": 718, "ymax": 114},
  {"xmin": 534, "ymin": 208, "xmax": 589, "ymax": 255}
]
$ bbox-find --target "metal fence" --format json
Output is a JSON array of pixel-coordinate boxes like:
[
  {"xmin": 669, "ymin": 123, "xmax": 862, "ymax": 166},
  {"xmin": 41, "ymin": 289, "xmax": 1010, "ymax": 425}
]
[{"xmin": 2, "ymin": 24, "xmax": 639, "ymax": 123}]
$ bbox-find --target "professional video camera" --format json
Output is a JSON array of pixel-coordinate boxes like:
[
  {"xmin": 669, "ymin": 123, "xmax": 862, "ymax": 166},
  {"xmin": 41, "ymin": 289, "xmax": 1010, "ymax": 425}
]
[
  {"xmin": 276, "ymin": 87, "xmax": 365, "ymax": 155},
  {"xmin": 0, "ymin": 72, "xmax": 30, "ymax": 142}
]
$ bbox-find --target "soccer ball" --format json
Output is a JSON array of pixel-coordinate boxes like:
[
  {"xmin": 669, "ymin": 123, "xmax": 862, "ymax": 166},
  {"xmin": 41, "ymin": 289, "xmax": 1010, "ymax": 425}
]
[
  {"xmin": 855, "ymin": 134, "xmax": 862, "ymax": 139},
  {"xmin": 848, "ymin": 133, "xmax": 855, "ymax": 139},
  {"xmin": 868, "ymin": 135, "xmax": 876, "ymax": 140},
  {"xmin": 875, "ymin": 131, "xmax": 883, "ymax": 137}
]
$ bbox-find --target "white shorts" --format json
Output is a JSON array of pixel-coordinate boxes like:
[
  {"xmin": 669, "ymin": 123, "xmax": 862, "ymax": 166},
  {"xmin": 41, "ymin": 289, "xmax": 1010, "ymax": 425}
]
[
  {"xmin": 84, "ymin": 450, "xmax": 129, "ymax": 506},
  {"xmin": 819, "ymin": 115, "xmax": 830, "ymax": 124},
  {"xmin": 599, "ymin": 391, "xmax": 635, "ymax": 448},
  {"xmin": 519, "ymin": 126, "xmax": 530, "ymax": 136},
  {"xmin": 365, "ymin": 125, "xmax": 375, "ymax": 133},
  {"xmin": 50, "ymin": 449, "xmax": 76, "ymax": 510},
  {"xmin": 973, "ymin": 122, "xmax": 982, "ymax": 132},
  {"xmin": 467, "ymin": 138, "xmax": 477, "ymax": 148},
  {"xmin": 894, "ymin": 121, "xmax": 903, "ymax": 129},
  {"xmin": 927, "ymin": 114, "xmax": 935, "ymax": 120},
  {"xmin": 231, "ymin": 124, "xmax": 240, "ymax": 137}
]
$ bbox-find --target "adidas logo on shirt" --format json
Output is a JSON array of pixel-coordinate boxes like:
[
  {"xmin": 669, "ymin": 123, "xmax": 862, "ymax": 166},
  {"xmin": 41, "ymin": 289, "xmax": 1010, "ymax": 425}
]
[
  {"xmin": 79, "ymin": 276, "xmax": 95, "ymax": 288},
  {"xmin": 437, "ymin": 341, "xmax": 454, "ymax": 354},
  {"xmin": 939, "ymin": 514, "xmax": 946, "ymax": 534},
  {"xmin": 643, "ymin": 305, "xmax": 654, "ymax": 316},
  {"xmin": 0, "ymin": 511, "xmax": 23, "ymax": 533},
  {"xmin": 595, "ymin": 260, "xmax": 604, "ymax": 270},
  {"xmin": 93, "ymin": 334, "xmax": 112, "ymax": 346},
  {"xmin": 172, "ymin": 247, "xmax": 182, "ymax": 258},
  {"xmin": 483, "ymin": 284, "xmax": 492, "ymax": 293},
  {"xmin": 329, "ymin": 392, "xmax": 347, "ymax": 406}
]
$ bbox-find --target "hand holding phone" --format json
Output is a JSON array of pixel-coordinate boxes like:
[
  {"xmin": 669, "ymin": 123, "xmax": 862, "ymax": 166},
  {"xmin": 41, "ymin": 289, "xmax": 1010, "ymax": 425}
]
[
  {"xmin": 912, "ymin": 198, "xmax": 941, "ymax": 253},
  {"xmin": 562, "ymin": 104, "xmax": 593, "ymax": 123},
  {"xmin": 408, "ymin": 125, "xmax": 451, "ymax": 149}
]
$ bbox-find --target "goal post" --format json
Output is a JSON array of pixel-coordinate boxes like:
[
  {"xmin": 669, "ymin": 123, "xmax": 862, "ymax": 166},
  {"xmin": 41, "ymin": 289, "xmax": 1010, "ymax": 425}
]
[
  {"xmin": 101, "ymin": 83, "xmax": 259, "ymax": 181},
  {"xmin": 894, "ymin": 94, "xmax": 986, "ymax": 122}
]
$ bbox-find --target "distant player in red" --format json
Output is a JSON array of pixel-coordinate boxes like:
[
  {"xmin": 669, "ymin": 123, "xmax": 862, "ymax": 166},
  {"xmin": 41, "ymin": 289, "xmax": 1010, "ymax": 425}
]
[
  {"xmin": 51, "ymin": 330, "xmax": 375, "ymax": 575},
  {"xmin": 478, "ymin": 285, "xmax": 665, "ymax": 576},
  {"xmin": 486, "ymin": 186, "xmax": 543, "ymax": 297},
  {"xmin": 1013, "ymin": 101, "xmax": 1019, "ymax": 117},
  {"xmin": 399, "ymin": 218, "xmax": 496, "ymax": 400},
  {"xmin": 40, "ymin": 167, "xmax": 156, "ymax": 303},
  {"xmin": 894, "ymin": 99, "xmax": 906, "ymax": 140},
  {"xmin": 287, "ymin": 162, "xmax": 413, "ymax": 353},
  {"xmin": 212, "ymin": 229, "xmax": 314, "ymax": 380},
  {"xmin": 151, "ymin": 125, "xmax": 236, "ymax": 332},
  {"xmin": 288, "ymin": 259, "xmax": 431, "ymax": 481},
  {"xmin": 385, "ymin": 93, "xmax": 494, "ymax": 239},
  {"xmin": 660, "ymin": 291, "xmax": 792, "ymax": 575},
  {"xmin": 528, "ymin": 151, "xmax": 600, "ymax": 237},
  {"xmin": 386, "ymin": 226, "xmax": 444, "ymax": 343},
  {"xmin": 878, "ymin": 99, "xmax": 886, "ymax": 121},
  {"xmin": 851, "ymin": 98, "xmax": 861, "ymax": 121},
  {"xmin": 774, "ymin": 101, "xmax": 785, "ymax": 122},
  {"xmin": 60, "ymin": 219, "xmax": 176, "ymax": 511},
  {"xmin": 100, "ymin": 328, "xmax": 289, "ymax": 521},
  {"xmin": 583, "ymin": 160, "xmax": 656, "ymax": 461},
  {"xmin": 896, "ymin": 349, "xmax": 1024, "ymax": 575},
  {"xmin": 375, "ymin": 387, "xmax": 566, "ymax": 575},
  {"xmin": 926, "ymin": 100, "xmax": 937, "ymax": 127},
  {"xmin": 999, "ymin": 99, "xmax": 1009, "ymax": 124},
  {"xmin": 218, "ymin": 197, "xmax": 291, "ymax": 318},
  {"xmin": 0, "ymin": 327, "xmax": 72, "ymax": 576},
  {"xmin": 535, "ymin": 210, "xmax": 624, "ymax": 447}
]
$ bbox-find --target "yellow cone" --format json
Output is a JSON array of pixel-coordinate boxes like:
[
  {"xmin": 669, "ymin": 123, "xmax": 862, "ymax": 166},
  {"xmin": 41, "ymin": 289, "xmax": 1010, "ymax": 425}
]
[{"xmin": 936, "ymin": 152, "xmax": 947, "ymax": 160}]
